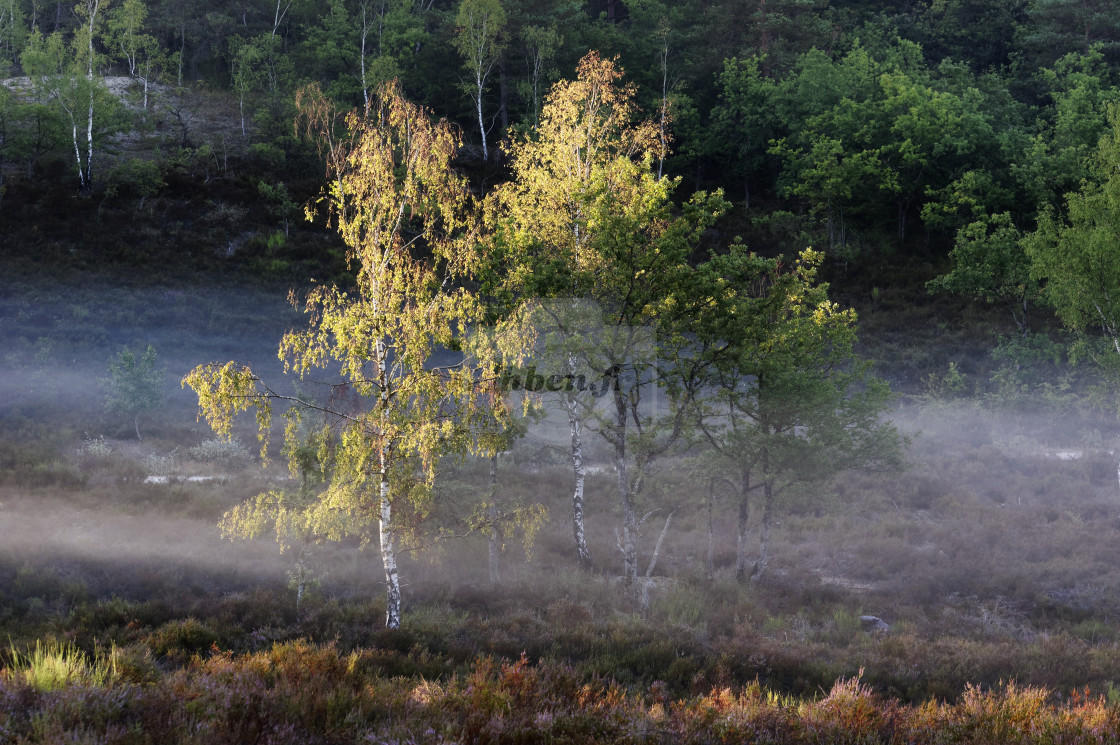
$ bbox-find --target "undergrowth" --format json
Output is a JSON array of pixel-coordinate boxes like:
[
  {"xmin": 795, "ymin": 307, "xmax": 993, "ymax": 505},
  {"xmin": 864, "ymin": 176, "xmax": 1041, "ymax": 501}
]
[{"xmin": 4, "ymin": 642, "xmax": 1120, "ymax": 743}]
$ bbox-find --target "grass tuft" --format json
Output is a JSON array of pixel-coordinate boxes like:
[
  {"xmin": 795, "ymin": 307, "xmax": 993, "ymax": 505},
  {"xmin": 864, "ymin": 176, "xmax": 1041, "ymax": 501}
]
[{"xmin": 5, "ymin": 640, "xmax": 119, "ymax": 690}]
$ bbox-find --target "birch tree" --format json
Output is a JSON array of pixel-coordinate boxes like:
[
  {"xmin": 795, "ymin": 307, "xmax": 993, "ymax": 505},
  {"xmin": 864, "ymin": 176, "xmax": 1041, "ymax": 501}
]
[
  {"xmin": 107, "ymin": 0, "xmax": 144, "ymax": 77},
  {"xmin": 105, "ymin": 344, "xmax": 165, "ymax": 441},
  {"xmin": 229, "ymin": 35, "xmax": 264, "ymax": 138},
  {"xmin": 488, "ymin": 52, "xmax": 725, "ymax": 585},
  {"xmin": 517, "ymin": 23, "xmax": 559, "ymax": 130},
  {"xmin": 73, "ymin": 0, "xmax": 104, "ymax": 193},
  {"xmin": 184, "ymin": 80, "xmax": 497, "ymax": 630},
  {"xmin": 21, "ymin": 0, "xmax": 112, "ymax": 194},
  {"xmin": 454, "ymin": 0, "xmax": 506, "ymax": 162},
  {"xmin": 107, "ymin": 0, "xmax": 161, "ymax": 109},
  {"xmin": 271, "ymin": 0, "xmax": 296, "ymax": 38}
]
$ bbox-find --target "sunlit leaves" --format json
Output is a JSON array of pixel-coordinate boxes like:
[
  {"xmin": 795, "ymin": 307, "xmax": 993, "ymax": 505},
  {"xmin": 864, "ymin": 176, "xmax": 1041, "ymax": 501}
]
[{"xmin": 182, "ymin": 362, "xmax": 270, "ymax": 458}]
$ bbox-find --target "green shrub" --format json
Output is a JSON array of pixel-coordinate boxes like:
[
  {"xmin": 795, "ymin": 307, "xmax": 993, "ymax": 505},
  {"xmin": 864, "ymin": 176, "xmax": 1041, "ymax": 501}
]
[
  {"xmin": 1072, "ymin": 619, "xmax": 1117, "ymax": 643},
  {"xmin": 6, "ymin": 640, "xmax": 119, "ymax": 690},
  {"xmin": 147, "ymin": 618, "xmax": 220, "ymax": 662}
]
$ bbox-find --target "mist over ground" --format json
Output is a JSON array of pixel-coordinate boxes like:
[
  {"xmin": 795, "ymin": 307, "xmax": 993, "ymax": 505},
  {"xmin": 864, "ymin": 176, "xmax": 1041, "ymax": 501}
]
[
  {"xmin": 3, "ymin": 268, "xmax": 1119, "ymax": 612},
  {"xmin": 6, "ymin": 266, "xmax": 1120, "ymax": 744}
]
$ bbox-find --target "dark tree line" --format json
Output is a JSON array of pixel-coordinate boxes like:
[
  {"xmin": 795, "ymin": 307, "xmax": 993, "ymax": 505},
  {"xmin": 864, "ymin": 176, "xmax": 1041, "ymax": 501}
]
[{"xmin": 2, "ymin": 0, "xmax": 1120, "ymax": 258}]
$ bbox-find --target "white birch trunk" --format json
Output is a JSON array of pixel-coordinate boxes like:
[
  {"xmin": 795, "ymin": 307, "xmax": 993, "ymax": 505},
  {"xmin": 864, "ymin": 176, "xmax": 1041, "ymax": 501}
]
[
  {"xmin": 69, "ymin": 113, "xmax": 84, "ymax": 189},
  {"xmin": 294, "ymin": 543, "xmax": 309, "ymax": 612},
  {"xmin": 567, "ymin": 393, "xmax": 591, "ymax": 569},
  {"xmin": 83, "ymin": 0, "xmax": 98, "ymax": 193},
  {"xmin": 639, "ymin": 510, "xmax": 673, "ymax": 609},
  {"xmin": 84, "ymin": 83, "xmax": 93, "ymax": 190},
  {"xmin": 272, "ymin": 0, "xmax": 292, "ymax": 38},
  {"xmin": 476, "ymin": 71, "xmax": 487, "ymax": 162},
  {"xmin": 530, "ymin": 48, "xmax": 542, "ymax": 129},
  {"xmin": 379, "ymin": 465, "xmax": 401, "ymax": 629}
]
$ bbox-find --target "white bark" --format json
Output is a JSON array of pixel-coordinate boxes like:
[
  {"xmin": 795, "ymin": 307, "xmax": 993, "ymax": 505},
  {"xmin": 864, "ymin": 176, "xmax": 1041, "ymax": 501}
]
[
  {"xmin": 380, "ymin": 468, "xmax": 401, "ymax": 629},
  {"xmin": 85, "ymin": 83, "xmax": 93, "ymax": 189},
  {"xmin": 459, "ymin": 4, "xmax": 501, "ymax": 162},
  {"xmin": 475, "ymin": 70, "xmax": 487, "ymax": 161},
  {"xmin": 177, "ymin": 21, "xmax": 184, "ymax": 87},
  {"xmin": 567, "ymin": 393, "xmax": 590, "ymax": 569},
  {"xmin": 272, "ymin": 0, "xmax": 293, "ymax": 37},
  {"xmin": 639, "ymin": 510, "xmax": 674, "ymax": 609},
  {"xmin": 48, "ymin": 81, "xmax": 85, "ymax": 189},
  {"xmin": 68, "ymin": 111, "xmax": 83, "ymax": 188},
  {"xmin": 529, "ymin": 43, "xmax": 542, "ymax": 129},
  {"xmin": 83, "ymin": 0, "xmax": 98, "ymax": 193},
  {"xmin": 372, "ymin": 287, "xmax": 401, "ymax": 628},
  {"xmin": 645, "ymin": 510, "xmax": 673, "ymax": 578},
  {"xmin": 239, "ymin": 86, "xmax": 246, "ymax": 138},
  {"xmin": 294, "ymin": 543, "xmax": 310, "ymax": 611}
]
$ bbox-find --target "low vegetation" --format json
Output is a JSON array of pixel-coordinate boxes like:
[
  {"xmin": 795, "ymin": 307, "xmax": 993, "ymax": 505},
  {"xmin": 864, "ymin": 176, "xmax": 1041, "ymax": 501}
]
[
  {"xmin": 4, "ymin": 331, "xmax": 1120, "ymax": 739},
  {"xmin": 6, "ymin": 644, "xmax": 1120, "ymax": 743}
]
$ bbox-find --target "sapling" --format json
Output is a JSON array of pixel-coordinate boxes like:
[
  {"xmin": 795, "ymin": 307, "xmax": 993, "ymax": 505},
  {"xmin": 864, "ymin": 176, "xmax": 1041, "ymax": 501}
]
[{"xmin": 104, "ymin": 344, "xmax": 164, "ymax": 441}]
